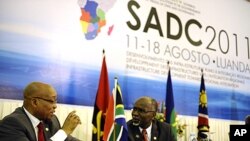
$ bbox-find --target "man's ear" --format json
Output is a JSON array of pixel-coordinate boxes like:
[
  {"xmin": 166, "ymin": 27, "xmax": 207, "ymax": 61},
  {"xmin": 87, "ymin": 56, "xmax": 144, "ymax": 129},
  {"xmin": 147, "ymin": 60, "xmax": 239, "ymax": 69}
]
[
  {"xmin": 31, "ymin": 98, "xmax": 38, "ymax": 107},
  {"xmin": 152, "ymin": 112, "xmax": 156, "ymax": 119}
]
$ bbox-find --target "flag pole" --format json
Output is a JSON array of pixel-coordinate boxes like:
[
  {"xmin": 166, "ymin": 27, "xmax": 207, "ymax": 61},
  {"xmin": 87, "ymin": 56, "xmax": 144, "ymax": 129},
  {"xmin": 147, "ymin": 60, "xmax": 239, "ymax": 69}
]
[
  {"xmin": 113, "ymin": 77, "xmax": 118, "ymax": 141},
  {"xmin": 165, "ymin": 60, "xmax": 170, "ymax": 113},
  {"xmin": 166, "ymin": 60, "xmax": 170, "ymax": 114},
  {"xmin": 92, "ymin": 48, "xmax": 110, "ymax": 141},
  {"xmin": 103, "ymin": 49, "xmax": 105, "ymax": 57},
  {"xmin": 167, "ymin": 61, "xmax": 170, "ymax": 70},
  {"xmin": 197, "ymin": 68, "xmax": 210, "ymax": 138},
  {"xmin": 165, "ymin": 60, "xmax": 177, "ymax": 140}
]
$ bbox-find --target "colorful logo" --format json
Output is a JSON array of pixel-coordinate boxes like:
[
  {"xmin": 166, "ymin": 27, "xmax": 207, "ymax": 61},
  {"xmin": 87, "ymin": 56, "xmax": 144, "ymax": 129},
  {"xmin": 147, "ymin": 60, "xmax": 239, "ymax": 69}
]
[{"xmin": 78, "ymin": 0, "xmax": 116, "ymax": 40}]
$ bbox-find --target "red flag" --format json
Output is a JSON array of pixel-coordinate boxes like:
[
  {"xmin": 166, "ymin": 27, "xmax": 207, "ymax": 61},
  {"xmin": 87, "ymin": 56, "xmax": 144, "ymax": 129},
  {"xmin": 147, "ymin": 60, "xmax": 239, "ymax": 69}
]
[
  {"xmin": 103, "ymin": 93, "xmax": 114, "ymax": 141},
  {"xmin": 92, "ymin": 52, "xmax": 110, "ymax": 141}
]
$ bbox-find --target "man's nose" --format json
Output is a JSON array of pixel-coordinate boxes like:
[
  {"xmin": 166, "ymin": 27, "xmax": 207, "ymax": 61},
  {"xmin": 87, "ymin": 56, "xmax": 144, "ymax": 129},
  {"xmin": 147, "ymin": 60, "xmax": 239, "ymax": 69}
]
[{"xmin": 53, "ymin": 103, "xmax": 57, "ymax": 109}]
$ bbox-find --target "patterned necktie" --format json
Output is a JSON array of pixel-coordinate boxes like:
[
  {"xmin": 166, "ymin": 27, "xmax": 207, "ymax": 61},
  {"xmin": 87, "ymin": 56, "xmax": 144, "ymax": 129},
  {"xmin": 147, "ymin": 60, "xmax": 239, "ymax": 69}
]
[
  {"xmin": 37, "ymin": 122, "xmax": 45, "ymax": 141},
  {"xmin": 142, "ymin": 129, "xmax": 148, "ymax": 141}
]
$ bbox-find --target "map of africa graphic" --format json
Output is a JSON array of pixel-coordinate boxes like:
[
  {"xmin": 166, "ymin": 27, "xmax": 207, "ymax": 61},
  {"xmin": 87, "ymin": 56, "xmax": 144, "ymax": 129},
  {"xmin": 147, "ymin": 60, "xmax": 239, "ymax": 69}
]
[{"xmin": 78, "ymin": 0, "xmax": 117, "ymax": 40}]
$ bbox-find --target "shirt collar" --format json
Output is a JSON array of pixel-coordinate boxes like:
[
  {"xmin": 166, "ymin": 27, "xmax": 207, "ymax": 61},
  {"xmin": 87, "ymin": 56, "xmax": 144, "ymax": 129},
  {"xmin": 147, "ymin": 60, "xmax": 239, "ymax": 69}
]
[
  {"xmin": 23, "ymin": 107, "xmax": 41, "ymax": 128},
  {"xmin": 139, "ymin": 123, "xmax": 152, "ymax": 139}
]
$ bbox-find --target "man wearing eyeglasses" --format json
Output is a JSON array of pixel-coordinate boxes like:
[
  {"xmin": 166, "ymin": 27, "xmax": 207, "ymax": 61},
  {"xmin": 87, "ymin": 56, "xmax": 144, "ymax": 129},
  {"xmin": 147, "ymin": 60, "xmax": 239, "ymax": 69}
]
[
  {"xmin": 127, "ymin": 96, "xmax": 176, "ymax": 141},
  {"xmin": 0, "ymin": 81, "xmax": 81, "ymax": 141}
]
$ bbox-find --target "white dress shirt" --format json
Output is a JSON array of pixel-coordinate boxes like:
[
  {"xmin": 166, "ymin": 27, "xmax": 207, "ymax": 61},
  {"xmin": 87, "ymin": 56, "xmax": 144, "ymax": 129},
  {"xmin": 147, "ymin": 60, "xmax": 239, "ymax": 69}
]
[
  {"xmin": 139, "ymin": 123, "xmax": 152, "ymax": 141},
  {"xmin": 23, "ymin": 107, "xmax": 67, "ymax": 141}
]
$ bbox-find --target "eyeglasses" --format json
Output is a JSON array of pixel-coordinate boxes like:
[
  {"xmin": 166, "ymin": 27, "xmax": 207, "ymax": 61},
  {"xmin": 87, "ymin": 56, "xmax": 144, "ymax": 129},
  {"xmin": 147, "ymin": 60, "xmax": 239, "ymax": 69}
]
[
  {"xmin": 33, "ymin": 97, "xmax": 57, "ymax": 104},
  {"xmin": 132, "ymin": 107, "xmax": 155, "ymax": 114}
]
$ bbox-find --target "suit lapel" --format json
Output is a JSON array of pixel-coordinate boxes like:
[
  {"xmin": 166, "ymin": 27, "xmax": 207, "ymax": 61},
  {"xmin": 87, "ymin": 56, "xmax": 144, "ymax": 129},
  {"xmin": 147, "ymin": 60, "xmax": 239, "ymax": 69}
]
[
  {"xmin": 43, "ymin": 116, "xmax": 61, "ymax": 140},
  {"xmin": 19, "ymin": 107, "xmax": 37, "ymax": 141},
  {"xmin": 43, "ymin": 123, "xmax": 52, "ymax": 140},
  {"xmin": 151, "ymin": 121, "xmax": 159, "ymax": 141},
  {"xmin": 132, "ymin": 126, "xmax": 143, "ymax": 141}
]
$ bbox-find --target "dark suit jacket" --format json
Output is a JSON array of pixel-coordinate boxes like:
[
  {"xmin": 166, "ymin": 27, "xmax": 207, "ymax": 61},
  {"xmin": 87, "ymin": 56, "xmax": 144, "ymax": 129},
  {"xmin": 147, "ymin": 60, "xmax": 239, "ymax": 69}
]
[
  {"xmin": 127, "ymin": 120, "xmax": 176, "ymax": 141},
  {"xmin": 0, "ymin": 107, "xmax": 80, "ymax": 141}
]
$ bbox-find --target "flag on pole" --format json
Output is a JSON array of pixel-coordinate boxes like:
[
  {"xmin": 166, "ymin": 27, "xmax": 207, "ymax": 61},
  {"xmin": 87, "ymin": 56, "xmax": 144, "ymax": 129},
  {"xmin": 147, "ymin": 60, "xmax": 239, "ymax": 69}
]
[
  {"xmin": 103, "ymin": 78, "xmax": 128, "ymax": 141},
  {"xmin": 165, "ymin": 67, "xmax": 177, "ymax": 140},
  {"xmin": 92, "ymin": 50, "xmax": 110, "ymax": 141},
  {"xmin": 197, "ymin": 70, "xmax": 209, "ymax": 134}
]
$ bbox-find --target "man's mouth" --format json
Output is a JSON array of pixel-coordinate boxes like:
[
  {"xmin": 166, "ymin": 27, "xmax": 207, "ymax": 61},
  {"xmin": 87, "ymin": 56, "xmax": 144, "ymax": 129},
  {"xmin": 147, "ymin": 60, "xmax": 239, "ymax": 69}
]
[{"xmin": 132, "ymin": 118, "xmax": 140, "ymax": 126}]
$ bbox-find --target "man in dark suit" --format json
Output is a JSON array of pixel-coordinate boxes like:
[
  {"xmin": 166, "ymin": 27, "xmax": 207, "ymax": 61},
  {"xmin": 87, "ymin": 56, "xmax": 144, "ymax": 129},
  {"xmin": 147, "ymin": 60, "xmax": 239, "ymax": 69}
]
[
  {"xmin": 245, "ymin": 115, "xmax": 250, "ymax": 125},
  {"xmin": 127, "ymin": 96, "xmax": 176, "ymax": 141},
  {"xmin": 0, "ymin": 81, "xmax": 81, "ymax": 141}
]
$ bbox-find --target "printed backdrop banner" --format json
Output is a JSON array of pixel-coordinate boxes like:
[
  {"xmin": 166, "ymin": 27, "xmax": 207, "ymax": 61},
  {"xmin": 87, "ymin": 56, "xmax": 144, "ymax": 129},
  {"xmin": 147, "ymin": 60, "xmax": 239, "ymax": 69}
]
[{"xmin": 0, "ymin": 0, "xmax": 250, "ymax": 121}]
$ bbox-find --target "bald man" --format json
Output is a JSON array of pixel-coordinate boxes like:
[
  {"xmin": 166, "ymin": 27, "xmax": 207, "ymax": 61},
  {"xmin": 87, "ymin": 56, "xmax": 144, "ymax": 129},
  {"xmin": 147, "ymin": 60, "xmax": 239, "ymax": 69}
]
[
  {"xmin": 0, "ymin": 82, "xmax": 81, "ymax": 141},
  {"xmin": 127, "ymin": 96, "xmax": 176, "ymax": 141}
]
